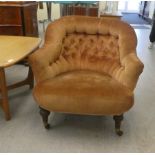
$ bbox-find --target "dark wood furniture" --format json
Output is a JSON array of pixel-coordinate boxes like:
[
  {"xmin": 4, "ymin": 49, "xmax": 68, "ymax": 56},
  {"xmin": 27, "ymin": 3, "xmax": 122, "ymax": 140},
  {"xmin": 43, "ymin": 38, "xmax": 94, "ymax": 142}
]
[
  {"xmin": 0, "ymin": 2, "xmax": 38, "ymax": 37},
  {"xmin": 68, "ymin": 5, "xmax": 98, "ymax": 16},
  {"xmin": 56, "ymin": 2, "xmax": 98, "ymax": 17}
]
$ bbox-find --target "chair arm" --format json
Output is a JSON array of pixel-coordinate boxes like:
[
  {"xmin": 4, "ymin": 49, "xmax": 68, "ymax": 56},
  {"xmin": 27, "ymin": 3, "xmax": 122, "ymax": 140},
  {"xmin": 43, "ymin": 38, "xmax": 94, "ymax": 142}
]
[
  {"xmin": 28, "ymin": 44, "xmax": 61, "ymax": 83},
  {"xmin": 115, "ymin": 53, "xmax": 144, "ymax": 90}
]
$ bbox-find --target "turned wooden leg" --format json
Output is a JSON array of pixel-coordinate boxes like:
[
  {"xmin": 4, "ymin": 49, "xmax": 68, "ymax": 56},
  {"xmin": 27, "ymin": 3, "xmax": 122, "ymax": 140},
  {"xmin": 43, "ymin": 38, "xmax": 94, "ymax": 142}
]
[
  {"xmin": 113, "ymin": 114, "xmax": 123, "ymax": 136},
  {"xmin": 39, "ymin": 107, "xmax": 50, "ymax": 129},
  {"xmin": 0, "ymin": 68, "xmax": 11, "ymax": 120}
]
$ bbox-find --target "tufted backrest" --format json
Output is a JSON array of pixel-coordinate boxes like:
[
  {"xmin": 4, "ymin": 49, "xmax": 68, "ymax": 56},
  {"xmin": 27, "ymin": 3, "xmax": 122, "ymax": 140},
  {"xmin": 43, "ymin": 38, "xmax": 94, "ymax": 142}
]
[
  {"xmin": 62, "ymin": 33, "xmax": 119, "ymax": 63},
  {"xmin": 31, "ymin": 16, "xmax": 138, "ymax": 84},
  {"xmin": 44, "ymin": 16, "xmax": 137, "ymax": 80}
]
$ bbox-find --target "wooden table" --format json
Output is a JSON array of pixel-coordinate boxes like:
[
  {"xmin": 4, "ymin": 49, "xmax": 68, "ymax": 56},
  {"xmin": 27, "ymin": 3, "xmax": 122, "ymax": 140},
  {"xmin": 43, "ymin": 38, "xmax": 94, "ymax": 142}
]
[
  {"xmin": 100, "ymin": 11, "xmax": 122, "ymax": 20},
  {"xmin": 0, "ymin": 36, "xmax": 41, "ymax": 120}
]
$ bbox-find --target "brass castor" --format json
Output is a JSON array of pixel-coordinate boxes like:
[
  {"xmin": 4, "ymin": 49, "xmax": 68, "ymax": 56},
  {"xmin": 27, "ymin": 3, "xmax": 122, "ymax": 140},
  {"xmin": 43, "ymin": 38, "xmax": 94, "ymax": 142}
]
[
  {"xmin": 115, "ymin": 128, "xmax": 123, "ymax": 136},
  {"xmin": 44, "ymin": 123, "xmax": 50, "ymax": 129},
  {"xmin": 113, "ymin": 114, "xmax": 123, "ymax": 136},
  {"xmin": 39, "ymin": 106, "xmax": 50, "ymax": 129}
]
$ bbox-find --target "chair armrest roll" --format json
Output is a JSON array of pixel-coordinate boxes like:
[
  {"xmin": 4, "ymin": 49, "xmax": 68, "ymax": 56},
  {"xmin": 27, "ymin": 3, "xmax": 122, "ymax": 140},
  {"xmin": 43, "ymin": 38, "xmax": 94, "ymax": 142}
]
[
  {"xmin": 28, "ymin": 44, "xmax": 61, "ymax": 83},
  {"xmin": 115, "ymin": 53, "xmax": 144, "ymax": 90}
]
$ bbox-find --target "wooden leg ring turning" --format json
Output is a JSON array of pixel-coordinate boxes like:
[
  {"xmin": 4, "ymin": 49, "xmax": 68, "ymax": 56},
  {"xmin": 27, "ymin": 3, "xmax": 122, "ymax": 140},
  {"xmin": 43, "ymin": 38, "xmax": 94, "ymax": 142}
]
[
  {"xmin": 113, "ymin": 114, "xmax": 124, "ymax": 136},
  {"xmin": 39, "ymin": 107, "xmax": 50, "ymax": 129}
]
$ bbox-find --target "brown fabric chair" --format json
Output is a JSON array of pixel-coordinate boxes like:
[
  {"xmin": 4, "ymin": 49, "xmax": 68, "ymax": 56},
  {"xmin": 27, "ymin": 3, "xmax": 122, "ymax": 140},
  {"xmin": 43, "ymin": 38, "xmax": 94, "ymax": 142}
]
[{"xmin": 28, "ymin": 16, "xmax": 144, "ymax": 136}]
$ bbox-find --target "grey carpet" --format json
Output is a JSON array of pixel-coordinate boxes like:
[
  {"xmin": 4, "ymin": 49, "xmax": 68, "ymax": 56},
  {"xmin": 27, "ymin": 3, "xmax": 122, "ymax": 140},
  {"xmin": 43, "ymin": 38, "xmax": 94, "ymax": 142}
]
[
  {"xmin": 0, "ymin": 29, "xmax": 155, "ymax": 153},
  {"xmin": 122, "ymin": 13, "xmax": 149, "ymax": 25}
]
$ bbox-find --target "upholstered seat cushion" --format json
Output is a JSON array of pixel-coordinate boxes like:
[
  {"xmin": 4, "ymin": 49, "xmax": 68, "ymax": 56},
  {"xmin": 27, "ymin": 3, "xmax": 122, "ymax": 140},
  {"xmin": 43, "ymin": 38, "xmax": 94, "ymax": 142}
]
[{"xmin": 33, "ymin": 70, "xmax": 134, "ymax": 115}]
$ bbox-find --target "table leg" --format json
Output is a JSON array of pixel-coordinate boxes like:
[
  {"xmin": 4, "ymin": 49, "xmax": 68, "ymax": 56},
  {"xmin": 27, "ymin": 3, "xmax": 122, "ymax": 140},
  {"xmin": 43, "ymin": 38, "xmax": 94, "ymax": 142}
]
[
  {"xmin": 27, "ymin": 66, "xmax": 34, "ymax": 89},
  {"xmin": 86, "ymin": 4, "xmax": 90, "ymax": 16},
  {"xmin": 46, "ymin": 2, "xmax": 52, "ymax": 21},
  {"xmin": 0, "ymin": 68, "xmax": 11, "ymax": 120}
]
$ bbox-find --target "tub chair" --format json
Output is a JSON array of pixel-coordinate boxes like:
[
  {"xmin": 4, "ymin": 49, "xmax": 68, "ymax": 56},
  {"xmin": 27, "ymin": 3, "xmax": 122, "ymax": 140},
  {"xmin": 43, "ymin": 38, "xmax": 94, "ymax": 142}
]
[{"xmin": 28, "ymin": 16, "xmax": 144, "ymax": 136}]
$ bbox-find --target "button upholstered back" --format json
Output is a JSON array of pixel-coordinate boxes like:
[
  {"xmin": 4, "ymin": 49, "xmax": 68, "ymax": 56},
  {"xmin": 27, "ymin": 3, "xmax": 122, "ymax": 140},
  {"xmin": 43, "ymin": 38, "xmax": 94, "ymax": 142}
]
[
  {"xmin": 44, "ymin": 16, "xmax": 136, "ymax": 78},
  {"xmin": 29, "ymin": 16, "xmax": 143, "ymax": 90}
]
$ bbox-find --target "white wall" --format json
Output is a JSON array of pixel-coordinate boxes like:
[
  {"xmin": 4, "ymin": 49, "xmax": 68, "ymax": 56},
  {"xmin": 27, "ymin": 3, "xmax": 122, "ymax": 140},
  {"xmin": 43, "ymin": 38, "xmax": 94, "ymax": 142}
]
[
  {"xmin": 37, "ymin": 2, "xmax": 60, "ymax": 21},
  {"xmin": 99, "ymin": 1, "xmax": 118, "ymax": 14}
]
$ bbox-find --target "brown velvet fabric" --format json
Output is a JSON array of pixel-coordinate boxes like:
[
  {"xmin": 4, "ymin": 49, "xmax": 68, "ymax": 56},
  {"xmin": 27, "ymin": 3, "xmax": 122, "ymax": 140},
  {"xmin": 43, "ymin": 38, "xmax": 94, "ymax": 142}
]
[
  {"xmin": 28, "ymin": 16, "xmax": 144, "ymax": 115},
  {"xmin": 34, "ymin": 71, "xmax": 133, "ymax": 115}
]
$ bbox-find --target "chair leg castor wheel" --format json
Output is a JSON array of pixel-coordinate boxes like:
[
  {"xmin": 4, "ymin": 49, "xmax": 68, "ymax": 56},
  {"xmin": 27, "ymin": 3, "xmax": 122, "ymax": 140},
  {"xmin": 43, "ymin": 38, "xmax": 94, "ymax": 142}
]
[
  {"xmin": 44, "ymin": 123, "xmax": 50, "ymax": 129},
  {"xmin": 115, "ymin": 129, "xmax": 123, "ymax": 136}
]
